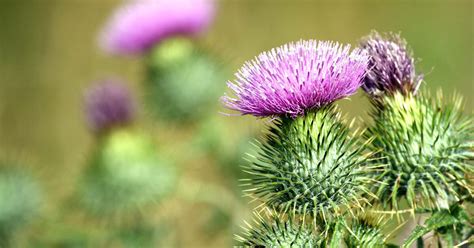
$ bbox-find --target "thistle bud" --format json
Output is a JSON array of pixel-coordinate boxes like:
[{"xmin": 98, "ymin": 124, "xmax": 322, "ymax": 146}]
[
  {"xmin": 84, "ymin": 80, "xmax": 135, "ymax": 134},
  {"xmin": 360, "ymin": 31, "xmax": 423, "ymax": 98},
  {"xmin": 79, "ymin": 130, "xmax": 176, "ymax": 216}
]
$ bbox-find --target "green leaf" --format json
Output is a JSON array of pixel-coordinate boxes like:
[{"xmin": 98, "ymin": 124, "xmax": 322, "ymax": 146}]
[
  {"xmin": 403, "ymin": 205, "xmax": 467, "ymax": 247},
  {"xmin": 329, "ymin": 219, "xmax": 344, "ymax": 248}
]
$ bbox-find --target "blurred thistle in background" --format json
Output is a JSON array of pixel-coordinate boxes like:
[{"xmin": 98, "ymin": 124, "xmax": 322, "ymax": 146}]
[
  {"xmin": 84, "ymin": 80, "xmax": 135, "ymax": 134},
  {"xmin": 100, "ymin": 0, "xmax": 226, "ymax": 122},
  {"xmin": 76, "ymin": 0, "xmax": 245, "ymax": 246},
  {"xmin": 99, "ymin": 0, "xmax": 215, "ymax": 56},
  {"xmin": 79, "ymin": 79, "xmax": 176, "ymax": 217},
  {"xmin": 0, "ymin": 164, "xmax": 42, "ymax": 247}
]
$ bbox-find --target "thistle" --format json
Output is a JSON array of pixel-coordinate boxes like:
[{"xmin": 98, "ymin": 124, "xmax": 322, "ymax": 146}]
[
  {"xmin": 361, "ymin": 31, "xmax": 423, "ymax": 98},
  {"xmin": 222, "ymin": 40, "xmax": 374, "ymax": 244},
  {"xmin": 99, "ymin": 0, "xmax": 215, "ymax": 55},
  {"xmin": 360, "ymin": 32, "xmax": 474, "ymax": 210},
  {"xmin": 84, "ymin": 79, "xmax": 135, "ymax": 134}
]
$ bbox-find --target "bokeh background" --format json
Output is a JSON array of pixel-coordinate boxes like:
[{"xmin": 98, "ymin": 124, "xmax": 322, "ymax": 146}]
[{"xmin": 0, "ymin": 0, "xmax": 472, "ymax": 247}]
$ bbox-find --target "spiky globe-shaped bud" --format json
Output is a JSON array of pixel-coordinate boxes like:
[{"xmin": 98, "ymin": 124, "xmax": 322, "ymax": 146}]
[
  {"xmin": 79, "ymin": 130, "xmax": 176, "ymax": 215},
  {"xmin": 99, "ymin": 0, "xmax": 215, "ymax": 55},
  {"xmin": 360, "ymin": 31, "xmax": 423, "ymax": 98},
  {"xmin": 84, "ymin": 80, "xmax": 135, "ymax": 134},
  {"xmin": 236, "ymin": 212, "xmax": 321, "ymax": 247},
  {"xmin": 222, "ymin": 40, "xmax": 369, "ymax": 117},
  {"xmin": 146, "ymin": 38, "xmax": 225, "ymax": 121},
  {"xmin": 244, "ymin": 106, "xmax": 375, "ymax": 219},
  {"xmin": 0, "ymin": 164, "xmax": 42, "ymax": 246},
  {"xmin": 366, "ymin": 92, "xmax": 474, "ymax": 210}
]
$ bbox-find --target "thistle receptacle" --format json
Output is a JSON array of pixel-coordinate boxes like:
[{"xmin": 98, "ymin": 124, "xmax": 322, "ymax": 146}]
[
  {"xmin": 145, "ymin": 38, "xmax": 226, "ymax": 122},
  {"xmin": 244, "ymin": 106, "xmax": 375, "ymax": 219},
  {"xmin": 365, "ymin": 92, "xmax": 473, "ymax": 210}
]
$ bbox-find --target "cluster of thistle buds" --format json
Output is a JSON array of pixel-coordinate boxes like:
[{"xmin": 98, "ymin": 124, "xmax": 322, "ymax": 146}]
[{"xmin": 222, "ymin": 32, "xmax": 473, "ymax": 247}]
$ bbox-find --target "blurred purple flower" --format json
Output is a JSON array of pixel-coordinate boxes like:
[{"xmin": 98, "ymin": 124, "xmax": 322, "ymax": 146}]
[
  {"xmin": 360, "ymin": 31, "xmax": 423, "ymax": 97},
  {"xmin": 221, "ymin": 40, "xmax": 369, "ymax": 117},
  {"xmin": 99, "ymin": 0, "xmax": 215, "ymax": 55},
  {"xmin": 84, "ymin": 80, "xmax": 135, "ymax": 133}
]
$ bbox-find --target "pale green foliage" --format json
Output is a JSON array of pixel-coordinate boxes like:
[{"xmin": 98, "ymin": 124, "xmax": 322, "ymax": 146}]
[{"xmin": 403, "ymin": 204, "xmax": 472, "ymax": 247}]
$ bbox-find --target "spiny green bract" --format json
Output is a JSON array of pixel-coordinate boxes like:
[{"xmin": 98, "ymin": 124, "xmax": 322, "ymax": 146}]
[
  {"xmin": 344, "ymin": 216, "xmax": 387, "ymax": 248},
  {"xmin": 244, "ymin": 106, "xmax": 375, "ymax": 220},
  {"xmin": 145, "ymin": 38, "xmax": 226, "ymax": 122},
  {"xmin": 79, "ymin": 130, "xmax": 176, "ymax": 215},
  {"xmin": 0, "ymin": 165, "xmax": 41, "ymax": 246},
  {"xmin": 236, "ymin": 212, "xmax": 321, "ymax": 247},
  {"xmin": 366, "ymin": 92, "xmax": 474, "ymax": 210}
]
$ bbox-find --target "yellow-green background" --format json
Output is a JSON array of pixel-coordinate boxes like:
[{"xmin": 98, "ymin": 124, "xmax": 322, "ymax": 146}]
[{"xmin": 0, "ymin": 0, "xmax": 472, "ymax": 247}]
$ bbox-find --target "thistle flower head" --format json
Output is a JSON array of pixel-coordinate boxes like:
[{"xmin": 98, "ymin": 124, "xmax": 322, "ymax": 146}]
[
  {"xmin": 245, "ymin": 106, "xmax": 375, "ymax": 219},
  {"xmin": 84, "ymin": 80, "xmax": 135, "ymax": 134},
  {"xmin": 222, "ymin": 40, "xmax": 369, "ymax": 118},
  {"xmin": 99, "ymin": 0, "xmax": 215, "ymax": 55},
  {"xmin": 360, "ymin": 31, "xmax": 423, "ymax": 98}
]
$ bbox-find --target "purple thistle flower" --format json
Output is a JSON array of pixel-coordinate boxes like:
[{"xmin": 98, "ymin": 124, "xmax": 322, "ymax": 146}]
[
  {"xmin": 99, "ymin": 0, "xmax": 215, "ymax": 55},
  {"xmin": 84, "ymin": 80, "xmax": 135, "ymax": 133},
  {"xmin": 221, "ymin": 40, "xmax": 369, "ymax": 117},
  {"xmin": 360, "ymin": 31, "xmax": 423, "ymax": 98}
]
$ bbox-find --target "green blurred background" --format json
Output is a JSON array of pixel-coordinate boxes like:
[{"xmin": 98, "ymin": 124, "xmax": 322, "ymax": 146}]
[{"xmin": 0, "ymin": 0, "xmax": 472, "ymax": 247}]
